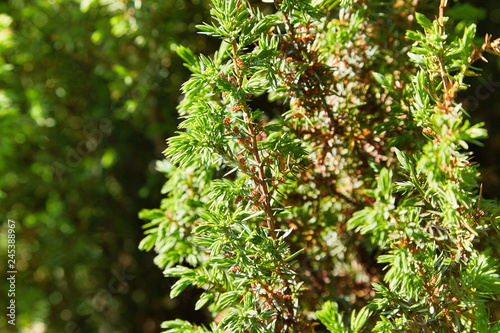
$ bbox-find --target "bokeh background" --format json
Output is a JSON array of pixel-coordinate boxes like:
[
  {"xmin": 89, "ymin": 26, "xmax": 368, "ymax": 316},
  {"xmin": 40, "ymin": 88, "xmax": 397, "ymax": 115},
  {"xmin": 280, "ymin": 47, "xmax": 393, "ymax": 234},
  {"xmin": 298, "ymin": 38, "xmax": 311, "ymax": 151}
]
[{"xmin": 0, "ymin": 0, "xmax": 499, "ymax": 332}]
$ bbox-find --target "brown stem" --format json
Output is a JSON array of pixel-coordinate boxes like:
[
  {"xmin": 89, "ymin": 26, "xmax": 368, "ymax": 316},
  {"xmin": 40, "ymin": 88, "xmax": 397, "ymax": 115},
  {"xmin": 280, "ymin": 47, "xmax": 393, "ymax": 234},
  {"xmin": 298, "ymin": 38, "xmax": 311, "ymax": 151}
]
[
  {"xmin": 230, "ymin": 23, "xmax": 302, "ymax": 331},
  {"xmin": 438, "ymin": 51, "xmax": 452, "ymax": 103},
  {"xmin": 438, "ymin": 0, "xmax": 447, "ymax": 35},
  {"xmin": 437, "ymin": 0, "xmax": 453, "ymax": 105},
  {"xmin": 232, "ymin": 42, "xmax": 239, "ymax": 76},
  {"xmin": 231, "ymin": 40, "xmax": 277, "ymax": 240},
  {"xmin": 245, "ymin": 109, "xmax": 277, "ymax": 240}
]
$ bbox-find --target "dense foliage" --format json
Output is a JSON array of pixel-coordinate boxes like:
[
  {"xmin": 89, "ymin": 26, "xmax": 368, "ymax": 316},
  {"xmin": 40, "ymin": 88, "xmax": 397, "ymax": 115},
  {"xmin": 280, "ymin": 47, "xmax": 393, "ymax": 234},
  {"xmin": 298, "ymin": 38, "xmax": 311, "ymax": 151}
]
[
  {"xmin": 140, "ymin": 0, "xmax": 500, "ymax": 332},
  {"xmin": 1, "ymin": 0, "xmax": 500, "ymax": 332}
]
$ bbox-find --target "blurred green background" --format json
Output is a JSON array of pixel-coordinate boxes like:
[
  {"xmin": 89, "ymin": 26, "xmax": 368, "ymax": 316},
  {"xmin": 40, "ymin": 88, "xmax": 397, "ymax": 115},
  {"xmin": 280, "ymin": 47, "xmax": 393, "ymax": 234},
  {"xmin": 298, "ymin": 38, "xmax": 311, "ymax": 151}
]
[{"xmin": 0, "ymin": 0, "xmax": 499, "ymax": 332}]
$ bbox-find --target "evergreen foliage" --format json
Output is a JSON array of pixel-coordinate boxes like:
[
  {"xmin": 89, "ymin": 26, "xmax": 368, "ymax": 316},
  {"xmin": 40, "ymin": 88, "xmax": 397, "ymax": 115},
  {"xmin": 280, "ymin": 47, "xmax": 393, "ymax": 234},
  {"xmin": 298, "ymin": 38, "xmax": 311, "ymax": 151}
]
[{"xmin": 140, "ymin": 0, "xmax": 500, "ymax": 331}]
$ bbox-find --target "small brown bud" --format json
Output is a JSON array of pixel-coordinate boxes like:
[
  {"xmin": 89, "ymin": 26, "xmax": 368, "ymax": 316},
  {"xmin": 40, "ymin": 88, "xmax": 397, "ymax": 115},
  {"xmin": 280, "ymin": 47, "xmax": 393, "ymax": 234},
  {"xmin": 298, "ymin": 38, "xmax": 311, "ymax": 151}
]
[
  {"xmin": 230, "ymin": 266, "xmax": 240, "ymax": 273},
  {"xmin": 429, "ymin": 276, "xmax": 438, "ymax": 285},
  {"xmin": 235, "ymin": 195, "xmax": 243, "ymax": 205},
  {"xmin": 232, "ymin": 104, "xmax": 241, "ymax": 111},
  {"xmin": 235, "ymin": 57, "xmax": 244, "ymax": 69},
  {"xmin": 423, "ymin": 127, "xmax": 435, "ymax": 136},
  {"xmin": 233, "ymin": 126, "xmax": 240, "ymax": 134},
  {"xmin": 223, "ymin": 117, "xmax": 231, "ymax": 125}
]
